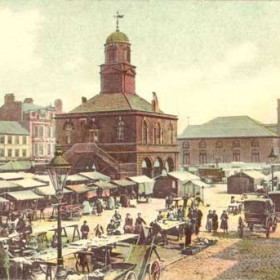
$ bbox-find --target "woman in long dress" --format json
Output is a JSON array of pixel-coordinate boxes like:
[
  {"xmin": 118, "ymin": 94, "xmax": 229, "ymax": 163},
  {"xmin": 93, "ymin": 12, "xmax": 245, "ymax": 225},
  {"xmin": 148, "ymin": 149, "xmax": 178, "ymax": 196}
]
[
  {"xmin": 206, "ymin": 210, "xmax": 213, "ymax": 232},
  {"xmin": 212, "ymin": 210, "xmax": 218, "ymax": 232},
  {"xmin": 220, "ymin": 210, "xmax": 229, "ymax": 233}
]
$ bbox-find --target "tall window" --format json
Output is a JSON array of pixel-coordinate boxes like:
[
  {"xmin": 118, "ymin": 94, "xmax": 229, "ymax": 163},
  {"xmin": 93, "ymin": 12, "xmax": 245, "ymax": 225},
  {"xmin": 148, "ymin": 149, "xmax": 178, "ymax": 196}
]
[
  {"xmin": 199, "ymin": 140, "xmax": 206, "ymax": 149},
  {"xmin": 15, "ymin": 136, "xmax": 19, "ymax": 144},
  {"xmin": 183, "ymin": 151, "xmax": 190, "ymax": 165},
  {"xmin": 117, "ymin": 120, "xmax": 125, "ymax": 141},
  {"xmin": 182, "ymin": 141, "xmax": 190, "ymax": 149},
  {"xmin": 89, "ymin": 130, "xmax": 100, "ymax": 143},
  {"xmin": 46, "ymin": 126, "xmax": 51, "ymax": 138},
  {"xmin": 233, "ymin": 150, "xmax": 241, "ymax": 161},
  {"xmin": 15, "ymin": 149, "xmax": 19, "ymax": 157},
  {"xmin": 22, "ymin": 136, "xmax": 27, "ymax": 145},
  {"xmin": 65, "ymin": 123, "xmax": 73, "ymax": 144},
  {"xmin": 8, "ymin": 136, "xmax": 12, "ymax": 144},
  {"xmin": 143, "ymin": 121, "xmax": 148, "ymax": 144},
  {"xmin": 38, "ymin": 144, "xmax": 44, "ymax": 156},
  {"xmin": 216, "ymin": 141, "xmax": 223, "ymax": 148},
  {"xmin": 233, "ymin": 140, "xmax": 240, "ymax": 148},
  {"xmin": 168, "ymin": 123, "xmax": 174, "ymax": 144},
  {"xmin": 251, "ymin": 140, "xmax": 259, "ymax": 147},
  {"xmin": 0, "ymin": 136, "xmax": 4, "ymax": 144},
  {"xmin": 39, "ymin": 126, "xmax": 44, "ymax": 137},
  {"xmin": 199, "ymin": 151, "xmax": 207, "ymax": 164},
  {"xmin": 22, "ymin": 149, "xmax": 27, "ymax": 157},
  {"xmin": 156, "ymin": 123, "xmax": 161, "ymax": 144},
  {"xmin": 0, "ymin": 149, "xmax": 4, "ymax": 157},
  {"xmin": 153, "ymin": 128, "xmax": 157, "ymax": 144},
  {"xmin": 251, "ymin": 149, "xmax": 259, "ymax": 162},
  {"xmin": 34, "ymin": 126, "xmax": 38, "ymax": 137},
  {"xmin": 8, "ymin": 149, "xmax": 12, "ymax": 157},
  {"xmin": 47, "ymin": 144, "xmax": 51, "ymax": 155}
]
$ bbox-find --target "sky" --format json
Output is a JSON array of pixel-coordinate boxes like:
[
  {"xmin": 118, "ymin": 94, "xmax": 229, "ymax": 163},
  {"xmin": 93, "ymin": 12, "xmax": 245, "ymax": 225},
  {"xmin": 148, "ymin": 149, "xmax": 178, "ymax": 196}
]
[{"xmin": 1, "ymin": 0, "xmax": 280, "ymax": 133}]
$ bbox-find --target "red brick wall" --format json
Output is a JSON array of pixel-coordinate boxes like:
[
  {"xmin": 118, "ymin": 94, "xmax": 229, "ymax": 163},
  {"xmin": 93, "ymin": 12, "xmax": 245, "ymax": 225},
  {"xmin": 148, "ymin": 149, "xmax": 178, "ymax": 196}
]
[{"xmin": 178, "ymin": 137, "xmax": 280, "ymax": 165}]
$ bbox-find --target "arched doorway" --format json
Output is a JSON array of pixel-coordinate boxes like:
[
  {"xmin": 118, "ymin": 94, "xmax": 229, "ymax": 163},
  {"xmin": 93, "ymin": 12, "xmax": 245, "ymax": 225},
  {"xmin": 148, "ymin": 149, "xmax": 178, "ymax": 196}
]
[
  {"xmin": 153, "ymin": 157, "xmax": 164, "ymax": 177},
  {"xmin": 141, "ymin": 158, "xmax": 152, "ymax": 178},
  {"xmin": 165, "ymin": 157, "xmax": 175, "ymax": 172}
]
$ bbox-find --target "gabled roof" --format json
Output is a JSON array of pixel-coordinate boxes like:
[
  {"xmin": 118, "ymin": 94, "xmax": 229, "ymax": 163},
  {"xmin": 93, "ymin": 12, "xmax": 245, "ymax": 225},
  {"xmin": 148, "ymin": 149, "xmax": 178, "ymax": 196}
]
[
  {"xmin": 0, "ymin": 121, "xmax": 29, "ymax": 135},
  {"xmin": 69, "ymin": 93, "xmax": 164, "ymax": 114},
  {"xmin": 6, "ymin": 190, "xmax": 44, "ymax": 201},
  {"xmin": 128, "ymin": 175, "xmax": 155, "ymax": 184},
  {"xmin": 168, "ymin": 171, "xmax": 199, "ymax": 182},
  {"xmin": 179, "ymin": 116, "xmax": 278, "ymax": 139},
  {"xmin": 79, "ymin": 171, "xmax": 110, "ymax": 182}
]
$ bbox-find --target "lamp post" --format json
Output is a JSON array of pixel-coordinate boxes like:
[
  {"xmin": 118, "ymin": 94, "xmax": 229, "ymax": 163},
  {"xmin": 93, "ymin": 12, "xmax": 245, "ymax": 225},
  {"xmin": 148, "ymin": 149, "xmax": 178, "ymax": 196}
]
[
  {"xmin": 268, "ymin": 147, "xmax": 277, "ymax": 192},
  {"xmin": 47, "ymin": 144, "xmax": 71, "ymax": 279}
]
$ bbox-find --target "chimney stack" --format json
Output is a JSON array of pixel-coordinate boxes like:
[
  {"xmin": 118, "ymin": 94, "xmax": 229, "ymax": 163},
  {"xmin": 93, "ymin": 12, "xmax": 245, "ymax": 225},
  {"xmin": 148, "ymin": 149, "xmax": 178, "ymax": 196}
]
[
  {"xmin": 151, "ymin": 92, "xmax": 159, "ymax": 113},
  {"xmin": 4, "ymin": 93, "xmax": 15, "ymax": 105},
  {"xmin": 54, "ymin": 99, "xmax": 63, "ymax": 114},
  {"xmin": 24, "ymin": 98, "xmax": 33, "ymax": 104},
  {"xmin": 82, "ymin": 97, "xmax": 87, "ymax": 104}
]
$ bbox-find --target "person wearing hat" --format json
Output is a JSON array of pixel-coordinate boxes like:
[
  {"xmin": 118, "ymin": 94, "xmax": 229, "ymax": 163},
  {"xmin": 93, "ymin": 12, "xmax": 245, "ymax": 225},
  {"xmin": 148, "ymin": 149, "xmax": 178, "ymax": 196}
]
[{"xmin": 81, "ymin": 221, "xmax": 90, "ymax": 239}]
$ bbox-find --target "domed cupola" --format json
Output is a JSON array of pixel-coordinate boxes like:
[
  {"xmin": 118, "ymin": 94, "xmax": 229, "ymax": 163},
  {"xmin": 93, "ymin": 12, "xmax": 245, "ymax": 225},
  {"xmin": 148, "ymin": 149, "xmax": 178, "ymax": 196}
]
[{"xmin": 100, "ymin": 12, "xmax": 136, "ymax": 95}]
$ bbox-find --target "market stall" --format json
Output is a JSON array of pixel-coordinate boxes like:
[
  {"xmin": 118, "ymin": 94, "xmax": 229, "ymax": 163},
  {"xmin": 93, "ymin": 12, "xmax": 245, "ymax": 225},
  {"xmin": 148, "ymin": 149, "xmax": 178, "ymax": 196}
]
[
  {"xmin": 128, "ymin": 175, "xmax": 155, "ymax": 203},
  {"xmin": 4, "ymin": 190, "xmax": 44, "ymax": 210}
]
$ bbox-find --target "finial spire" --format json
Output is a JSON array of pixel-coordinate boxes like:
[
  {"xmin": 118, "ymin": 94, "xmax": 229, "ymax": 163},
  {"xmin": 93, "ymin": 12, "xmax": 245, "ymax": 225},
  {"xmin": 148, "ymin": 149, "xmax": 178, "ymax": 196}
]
[{"xmin": 114, "ymin": 11, "xmax": 124, "ymax": 31}]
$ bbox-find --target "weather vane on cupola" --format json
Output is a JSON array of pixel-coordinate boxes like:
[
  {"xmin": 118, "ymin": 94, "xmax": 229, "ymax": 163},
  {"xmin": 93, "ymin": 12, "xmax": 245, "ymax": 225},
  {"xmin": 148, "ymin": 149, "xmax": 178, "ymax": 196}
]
[{"xmin": 114, "ymin": 11, "xmax": 124, "ymax": 31}]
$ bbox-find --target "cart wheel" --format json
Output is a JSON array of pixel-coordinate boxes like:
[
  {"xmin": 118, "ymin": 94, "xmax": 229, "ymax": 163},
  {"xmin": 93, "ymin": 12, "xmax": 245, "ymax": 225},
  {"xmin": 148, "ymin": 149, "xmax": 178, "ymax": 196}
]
[
  {"xmin": 124, "ymin": 271, "xmax": 137, "ymax": 280},
  {"xmin": 149, "ymin": 260, "xmax": 161, "ymax": 280},
  {"xmin": 272, "ymin": 218, "xmax": 277, "ymax": 232}
]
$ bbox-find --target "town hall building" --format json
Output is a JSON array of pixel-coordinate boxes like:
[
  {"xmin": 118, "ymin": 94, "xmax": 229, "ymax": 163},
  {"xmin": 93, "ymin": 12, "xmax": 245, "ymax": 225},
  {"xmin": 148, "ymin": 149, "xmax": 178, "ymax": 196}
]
[{"xmin": 55, "ymin": 25, "xmax": 178, "ymax": 178}]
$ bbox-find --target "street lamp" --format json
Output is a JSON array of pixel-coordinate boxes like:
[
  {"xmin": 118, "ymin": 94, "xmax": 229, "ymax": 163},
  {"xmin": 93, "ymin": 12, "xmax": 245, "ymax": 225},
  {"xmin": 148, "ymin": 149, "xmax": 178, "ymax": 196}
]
[
  {"xmin": 47, "ymin": 144, "xmax": 71, "ymax": 279},
  {"xmin": 268, "ymin": 147, "xmax": 277, "ymax": 192}
]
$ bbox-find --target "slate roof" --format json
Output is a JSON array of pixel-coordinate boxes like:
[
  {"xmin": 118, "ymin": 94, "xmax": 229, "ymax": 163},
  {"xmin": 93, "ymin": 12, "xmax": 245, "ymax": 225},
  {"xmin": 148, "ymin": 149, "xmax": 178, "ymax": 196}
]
[
  {"xmin": 69, "ymin": 93, "xmax": 164, "ymax": 114},
  {"xmin": 22, "ymin": 103, "xmax": 43, "ymax": 113},
  {"xmin": 179, "ymin": 116, "xmax": 278, "ymax": 139},
  {"xmin": 0, "ymin": 121, "xmax": 29, "ymax": 135}
]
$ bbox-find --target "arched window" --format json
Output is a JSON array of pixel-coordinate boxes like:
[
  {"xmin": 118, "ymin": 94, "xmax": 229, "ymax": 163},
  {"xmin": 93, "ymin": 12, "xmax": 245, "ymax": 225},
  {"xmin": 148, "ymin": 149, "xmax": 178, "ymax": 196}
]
[
  {"xmin": 251, "ymin": 140, "xmax": 259, "ymax": 147},
  {"xmin": 88, "ymin": 121, "xmax": 100, "ymax": 143},
  {"xmin": 233, "ymin": 140, "xmax": 240, "ymax": 148},
  {"xmin": 215, "ymin": 141, "xmax": 223, "ymax": 148},
  {"xmin": 199, "ymin": 151, "xmax": 207, "ymax": 164},
  {"xmin": 65, "ymin": 123, "xmax": 73, "ymax": 144},
  {"xmin": 183, "ymin": 151, "xmax": 190, "ymax": 165},
  {"xmin": 233, "ymin": 150, "xmax": 240, "ymax": 161},
  {"xmin": 156, "ymin": 123, "xmax": 161, "ymax": 144},
  {"xmin": 168, "ymin": 123, "xmax": 174, "ymax": 144},
  {"xmin": 182, "ymin": 141, "xmax": 190, "ymax": 149},
  {"xmin": 199, "ymin": 140, "xmax": 206, "ymax": 149},
  {"xmin": 251, "ymin": 149, "xmax": 259, "ymax": 162},
  {"xmin": 117, "ymin": 119, "xmax": 125, "ymax": 141},
  {"xmin": 142, "ymin": 121, "xmax": 148, "ymax": 144},
  {"xmin": 108, "ymin": 47, "xmax": 115, "ymax": 62}
]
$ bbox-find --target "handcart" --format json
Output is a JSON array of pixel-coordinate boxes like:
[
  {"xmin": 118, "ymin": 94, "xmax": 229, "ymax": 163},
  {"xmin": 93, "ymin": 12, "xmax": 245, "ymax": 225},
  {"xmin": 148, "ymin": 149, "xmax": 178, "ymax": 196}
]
[{"xmin": 89, "ymin": 242, "xmax": 162, "ymax": 280}]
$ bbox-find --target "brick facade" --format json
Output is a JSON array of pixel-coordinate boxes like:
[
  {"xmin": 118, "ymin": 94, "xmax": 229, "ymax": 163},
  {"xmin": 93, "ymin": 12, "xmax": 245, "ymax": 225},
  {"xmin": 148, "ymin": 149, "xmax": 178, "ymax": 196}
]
[
  {"xmin": 56, "ymin": 29, "xmax": 178, "ymax": 178},
  {"xmin": 178, "ymin": 137, "xmax": 279, "ymax": 166}
]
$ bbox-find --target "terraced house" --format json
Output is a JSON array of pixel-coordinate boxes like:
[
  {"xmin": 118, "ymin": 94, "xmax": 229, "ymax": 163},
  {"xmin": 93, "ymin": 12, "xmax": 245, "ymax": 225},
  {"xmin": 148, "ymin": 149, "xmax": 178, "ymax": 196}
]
[
  {"xmin": 178, "ymin": 115, "xmax": 280, "ymax": 166},
  {"xmin": 0, "ymin": 121, "xmax": 30, "ymax": 162},
  {"xmin": 56, "ymin": 27, "xmax": 178, "ymax": 178},
  {"xmin": 0, "ymin": 94, "xmax": 62, "ymax": 162}
]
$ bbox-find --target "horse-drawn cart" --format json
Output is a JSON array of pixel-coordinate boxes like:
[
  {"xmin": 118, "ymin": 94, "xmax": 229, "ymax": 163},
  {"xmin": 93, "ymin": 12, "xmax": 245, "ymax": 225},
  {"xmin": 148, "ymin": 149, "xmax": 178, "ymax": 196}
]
[{"xmin": 241, "ymin": 198, "xmax": 277, "ymax": 238}]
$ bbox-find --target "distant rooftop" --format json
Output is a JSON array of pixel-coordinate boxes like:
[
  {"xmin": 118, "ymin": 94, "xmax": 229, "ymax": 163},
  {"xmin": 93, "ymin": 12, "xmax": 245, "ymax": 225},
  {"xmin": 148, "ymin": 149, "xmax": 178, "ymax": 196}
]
[
  {"xmin": 0, "ymin": 121, "xmax": 29, "ymax": 135},
  {"xmin": 69, "ymin": 93, "xmax": 165, "ymax": 114},
  {"xmin": 179, "ymin": 116, "xmax": 278, "ymax": 139}
]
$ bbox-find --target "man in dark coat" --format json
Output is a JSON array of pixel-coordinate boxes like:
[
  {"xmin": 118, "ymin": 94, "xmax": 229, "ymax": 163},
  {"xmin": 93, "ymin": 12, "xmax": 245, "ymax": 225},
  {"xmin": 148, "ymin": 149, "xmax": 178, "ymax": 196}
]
[
  {"xmin": 81, "ymin": 221, "xmax": 90, "ymax": 239},
  {"xmin": 184, "ymin": 220, "xmax": 193, "ymax": 247}
]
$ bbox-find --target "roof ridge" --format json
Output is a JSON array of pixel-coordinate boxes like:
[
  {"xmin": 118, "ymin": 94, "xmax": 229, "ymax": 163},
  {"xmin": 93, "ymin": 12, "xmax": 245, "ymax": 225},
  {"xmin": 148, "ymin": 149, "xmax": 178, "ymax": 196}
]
[
  {"xmin": 247, "ymin": 116, "xmax": 278, "ymax": 137},
  {"xmin": 121, "ymin": 92, "xmax": 133, "ymax": 110}
]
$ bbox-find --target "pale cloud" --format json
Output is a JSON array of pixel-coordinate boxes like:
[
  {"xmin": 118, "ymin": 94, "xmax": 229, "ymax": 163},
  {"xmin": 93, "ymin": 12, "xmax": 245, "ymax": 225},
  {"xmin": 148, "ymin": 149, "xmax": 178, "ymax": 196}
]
[{"xmin": 0, "ymin": 8, "xmax": 42, "ymax": 75}]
